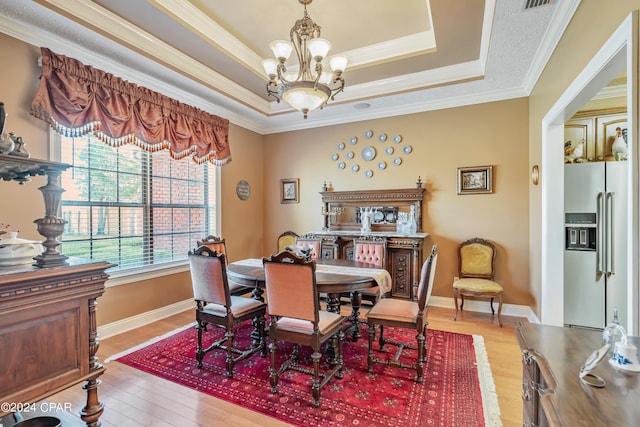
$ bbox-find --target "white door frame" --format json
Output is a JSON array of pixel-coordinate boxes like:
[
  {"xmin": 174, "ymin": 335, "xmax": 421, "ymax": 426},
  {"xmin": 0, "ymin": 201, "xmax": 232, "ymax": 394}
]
[{"xmin": 540, "ymin": 12, "xmax": 640, "ymax": 334}]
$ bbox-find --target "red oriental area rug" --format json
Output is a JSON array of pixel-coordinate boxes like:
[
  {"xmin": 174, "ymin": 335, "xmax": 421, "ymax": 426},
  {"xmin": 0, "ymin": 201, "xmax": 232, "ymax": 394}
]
[{"xmin": 111, "ymin": 321, "xmax": 501, "ymax": 427}]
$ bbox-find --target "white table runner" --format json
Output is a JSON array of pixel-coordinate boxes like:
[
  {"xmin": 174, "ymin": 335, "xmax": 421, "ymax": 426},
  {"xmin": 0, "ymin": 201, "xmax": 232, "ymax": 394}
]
[{"xmin": 232, "ymin": 258, "xmax": 392, "ymax": 294}]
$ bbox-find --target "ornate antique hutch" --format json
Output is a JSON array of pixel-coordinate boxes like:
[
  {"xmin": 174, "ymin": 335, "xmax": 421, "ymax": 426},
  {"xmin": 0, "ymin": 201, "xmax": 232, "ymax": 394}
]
[{"xmin": 306, "ymin": 183, "xmax": 428, "ymax": 300}]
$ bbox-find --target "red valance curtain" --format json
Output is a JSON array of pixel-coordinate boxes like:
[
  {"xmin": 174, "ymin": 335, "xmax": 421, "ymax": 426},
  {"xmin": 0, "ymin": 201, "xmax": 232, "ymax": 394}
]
[{"xmin": 30, "ymin": 47, "xmax": 231, "ymax": 165}]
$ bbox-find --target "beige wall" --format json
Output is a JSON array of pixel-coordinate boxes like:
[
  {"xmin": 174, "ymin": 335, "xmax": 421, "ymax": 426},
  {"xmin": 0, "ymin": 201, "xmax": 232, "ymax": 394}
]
[
  {"xmin": 262, "ymin": 100, "xmax": 532, "ymax": 305},
  {"xmin": 0, "ymin": 33, "xmax": 50, "ymax": 243},
  {"xmin": 528, "ymin": 1, "xmax": 640, "ymax": 317}
]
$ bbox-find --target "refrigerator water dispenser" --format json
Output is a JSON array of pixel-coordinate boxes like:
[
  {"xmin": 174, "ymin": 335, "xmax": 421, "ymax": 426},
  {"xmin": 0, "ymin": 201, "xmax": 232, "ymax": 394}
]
[{"xmin": 565, "ymin": 212, "xmax": 596, "ymax": 251}]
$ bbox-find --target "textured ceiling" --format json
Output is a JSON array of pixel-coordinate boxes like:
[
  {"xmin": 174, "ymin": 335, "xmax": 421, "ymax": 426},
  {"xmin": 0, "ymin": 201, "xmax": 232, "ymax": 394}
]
[{"xmin": 0, "ymin": 0, "xmax": 580, "ymax": 134}]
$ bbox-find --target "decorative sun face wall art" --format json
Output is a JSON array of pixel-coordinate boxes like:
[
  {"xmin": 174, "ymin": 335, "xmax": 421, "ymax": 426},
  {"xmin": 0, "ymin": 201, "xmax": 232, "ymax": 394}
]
[{"xmin": 330, "ymin": 130, "xmax": 412, "ymax": 178}]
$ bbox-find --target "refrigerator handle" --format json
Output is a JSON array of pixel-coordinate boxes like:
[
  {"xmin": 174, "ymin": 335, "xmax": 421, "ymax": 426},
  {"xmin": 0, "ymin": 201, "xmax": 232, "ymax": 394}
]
[
  {"xmin": 596, "ymin": 191, "xmax": 605, "ymax": 274},
  {"xmin": 606, "ymin": 191, "xmax": 615, "ymax": 275}
]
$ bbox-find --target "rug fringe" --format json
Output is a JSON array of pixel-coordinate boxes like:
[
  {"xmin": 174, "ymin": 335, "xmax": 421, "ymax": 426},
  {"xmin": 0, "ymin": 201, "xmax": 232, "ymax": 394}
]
[
  {"xmin": 473, "ymin": 334, "xmax": 503, "ymax": 427},
  {"xmin": 104, "ymin": 322, "xmax": 196, "ymax": 363}
]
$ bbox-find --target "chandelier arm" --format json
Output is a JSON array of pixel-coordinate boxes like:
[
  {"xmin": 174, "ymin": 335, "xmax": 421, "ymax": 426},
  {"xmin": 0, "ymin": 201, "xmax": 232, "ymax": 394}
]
[
  {"xmin": 266, "ymin": 81, "xmax": 281, "ymax": 103},
  {"xmin": 312, "ymin": 61, "xmax": 323, "ymax": 90},
  {"xmin": 329, "ymin": 76, "xmax": 345, "ymax": 101}
]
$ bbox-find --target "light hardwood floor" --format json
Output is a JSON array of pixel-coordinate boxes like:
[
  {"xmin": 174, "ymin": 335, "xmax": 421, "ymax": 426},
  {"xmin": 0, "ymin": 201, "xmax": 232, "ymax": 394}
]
[{"xmin": 48, "ymin": 306, "xmax": 526, "ymax": 427}]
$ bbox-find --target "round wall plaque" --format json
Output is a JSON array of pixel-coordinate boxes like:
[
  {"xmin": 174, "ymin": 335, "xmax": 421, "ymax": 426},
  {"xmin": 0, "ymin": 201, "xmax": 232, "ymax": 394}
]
[{"xmin": 236, "ymin": 180, "xmax": 251, "ymax": 200}]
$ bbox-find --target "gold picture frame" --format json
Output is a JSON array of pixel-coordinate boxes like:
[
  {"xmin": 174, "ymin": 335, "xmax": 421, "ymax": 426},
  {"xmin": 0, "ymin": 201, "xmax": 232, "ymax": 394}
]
[
  {"xmin": 280, "ymin": 178, "xmax": 300, "ymax": 203},
  {"xmin": 457, "ymin": 165, "xmax": 493, "ymax": 195}
]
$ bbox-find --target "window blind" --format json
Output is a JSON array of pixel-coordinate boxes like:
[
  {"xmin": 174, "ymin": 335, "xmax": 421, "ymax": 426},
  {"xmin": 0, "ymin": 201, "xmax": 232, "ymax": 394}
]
[{"xmin": 60, "ymin": 134, "xmax": 217, "ymax": 271}]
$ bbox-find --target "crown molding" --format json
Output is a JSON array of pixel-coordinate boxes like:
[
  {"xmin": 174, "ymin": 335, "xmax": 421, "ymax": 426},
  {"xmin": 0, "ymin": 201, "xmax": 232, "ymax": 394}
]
[{"xmin": 522, "ymin": 0, "xmax": 582, "ymax": 94}]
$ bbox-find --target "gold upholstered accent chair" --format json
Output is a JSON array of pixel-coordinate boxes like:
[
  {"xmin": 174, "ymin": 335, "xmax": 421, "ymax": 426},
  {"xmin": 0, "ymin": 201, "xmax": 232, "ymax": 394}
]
[
  {"xmin": 453, "ymin": 238, "xmax": 504, "ymax": 327},
  {"xmin": 277, "ymin": 230, "xmax": 299, "ymax": 252},
  {"xmin": 188, "ymin": 246, "xmax": 267, "ymax": 377},
  {"xmin": 295, "ymin": 234, "xmax": 322, "ymax": 260},
  {"xmin": 262, "ymin": 251, "xmax": 345, "ymax": 408},
  {"xmin": 366, "ymin": 244, "xmax": 438, "ymax": 383}
]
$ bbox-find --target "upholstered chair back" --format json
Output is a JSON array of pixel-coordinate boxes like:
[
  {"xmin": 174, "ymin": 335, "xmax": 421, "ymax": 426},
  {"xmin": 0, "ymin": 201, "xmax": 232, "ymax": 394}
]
[
  {"xmin": 263, "ymin": 251, "xmax": 319, "ymax": 323},
  {"xmin": 459, "ymin": 239, "xmax": 495, "ymax": 279},
  {"xmin": 295, "ymin": 235, "xmax": 322, "ymax": 260},
  {"xmin": 189, "ymin": 246, "xmax": 229, "ymax": 307},
  {"xmin": 197, "ymin": 235, "xmax": 227, "ymax": 261},
  {"xmin": 277, "ymin": 230, "xmax": 299, "ymax": 252},
  {"xmin": 354, "ymin": 239, "xmax": 386, "ymax": 268}
]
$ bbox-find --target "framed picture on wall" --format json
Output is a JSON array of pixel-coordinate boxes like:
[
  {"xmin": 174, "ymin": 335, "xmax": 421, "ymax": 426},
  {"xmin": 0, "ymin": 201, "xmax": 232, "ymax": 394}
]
[
  {"xmin": 280, "ymin": 178, "xmax": 300, "ymax": 203},
  {"xmin": 457, "ymin": 165, "xmax": 493, "ymax": 195}
]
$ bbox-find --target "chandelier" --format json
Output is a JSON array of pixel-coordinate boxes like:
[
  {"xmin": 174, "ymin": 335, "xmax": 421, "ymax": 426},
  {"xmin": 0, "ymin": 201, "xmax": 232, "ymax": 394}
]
[{"xmin": 262, "ymin": 0, "xmax": 347, "ymax": 119}]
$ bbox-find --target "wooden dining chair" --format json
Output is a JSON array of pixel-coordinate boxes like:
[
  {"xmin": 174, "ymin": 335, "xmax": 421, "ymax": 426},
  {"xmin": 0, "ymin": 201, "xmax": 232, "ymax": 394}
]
[
  {"xmin": 453, "ymin": 237, "xmax": 504, "ymax": 327},
  {"xmin": 367, "ymin": 244, "xmax": 438, "ymax": 383},
  {"xmin": 188, "ymin": 246, "xmax": 267, "ymax": 377},
  {"xmin": 196, "ymin": 235, "xmax": 250, "ymax": 296},
  {"xmin": 262, "ymin": 250, "xmax": 345, "ymax": 408}
]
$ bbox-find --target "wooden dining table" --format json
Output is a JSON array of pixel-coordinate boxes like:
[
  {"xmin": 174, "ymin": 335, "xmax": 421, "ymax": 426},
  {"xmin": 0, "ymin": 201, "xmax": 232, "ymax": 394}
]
[{"xmin": 226, "ymin": 257, "xmax": 392, "ymax": 341}]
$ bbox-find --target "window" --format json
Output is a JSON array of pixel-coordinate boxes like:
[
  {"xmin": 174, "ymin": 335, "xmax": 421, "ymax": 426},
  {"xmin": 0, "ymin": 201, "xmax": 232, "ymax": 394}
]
[{"xmin": 58, "ymin": 134, "xmax": 218, "ymax": 272}]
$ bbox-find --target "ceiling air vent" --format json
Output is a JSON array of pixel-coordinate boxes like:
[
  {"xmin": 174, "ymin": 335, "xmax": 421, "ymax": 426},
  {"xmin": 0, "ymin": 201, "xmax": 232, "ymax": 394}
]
[{"xmin": 524, "ymin": 0, "xmax": 552, "ymax": 9}]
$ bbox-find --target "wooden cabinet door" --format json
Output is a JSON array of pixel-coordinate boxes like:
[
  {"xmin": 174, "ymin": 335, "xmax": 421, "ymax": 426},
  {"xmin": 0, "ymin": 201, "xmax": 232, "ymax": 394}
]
[
  {"xmin": 388, "ymin": 248, "xmax": 414, "ymax": 299},
  {"xmin": 564, "ymin": 117, "xmax": 592, "ymax": 161},
  {"xmin": 596, "ymin": 113, "xmax": 627, "ymax": 160},
  {"xmin": 565, "ymin": 107, "xmax": 626, "ymax": 162}
]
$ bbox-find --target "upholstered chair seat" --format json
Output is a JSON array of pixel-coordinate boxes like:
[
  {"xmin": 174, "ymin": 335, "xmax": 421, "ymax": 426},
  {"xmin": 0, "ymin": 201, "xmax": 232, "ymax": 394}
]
[
  {"xmin": 367, "ymin": 298, "xmax": 420, "ymax": 324},
  {"xmin": 453, "ymin": 278, "xmax": 503, "ymax": 293}
]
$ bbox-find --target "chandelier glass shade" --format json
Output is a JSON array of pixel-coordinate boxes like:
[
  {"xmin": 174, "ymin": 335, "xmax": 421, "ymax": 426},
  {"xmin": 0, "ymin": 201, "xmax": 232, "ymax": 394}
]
[{"xmin": 262, "ymin": 0, "xmax": 347, "ymax": 119}]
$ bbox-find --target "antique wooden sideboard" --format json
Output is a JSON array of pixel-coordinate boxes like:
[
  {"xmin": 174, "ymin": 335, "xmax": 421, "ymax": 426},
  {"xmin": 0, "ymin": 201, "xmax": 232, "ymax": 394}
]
[
  {"xmin": 0, "ymin": 260, "xmax": 113, "ymax": 426},
  {"xmin": 306, "ymin": 184, "xmax": 429, "ymax": 300},
  {"xmin": 515, "ymin": 322, "xmax": 640, "ymax": 426},
  {"xmin": 0, "ymin": 154, "xmax": 113, "ymax": 426}
]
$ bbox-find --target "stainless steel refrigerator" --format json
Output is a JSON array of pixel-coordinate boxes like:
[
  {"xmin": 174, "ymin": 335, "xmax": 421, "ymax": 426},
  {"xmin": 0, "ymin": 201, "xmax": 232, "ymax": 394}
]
[{"xmin": 564, "ymin": 161, "xmax": 628, "ymax": 330}]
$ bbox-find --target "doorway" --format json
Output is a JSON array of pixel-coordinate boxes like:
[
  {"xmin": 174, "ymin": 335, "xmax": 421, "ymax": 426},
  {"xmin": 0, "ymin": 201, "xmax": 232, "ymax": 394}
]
[{"xmin": 540, "ymin": 13, "xmax": 639, "ymax": 334}]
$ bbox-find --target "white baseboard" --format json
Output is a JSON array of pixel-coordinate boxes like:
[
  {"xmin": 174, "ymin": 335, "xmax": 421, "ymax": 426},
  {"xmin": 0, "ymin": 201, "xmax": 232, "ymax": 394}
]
[
  {"xmin": 429, "ymin": 296, "xmax": 540, "ymax": 323},
  {"xmin": 98, "ymin": 299, "xmax": 193, "ymax": 340},
  {"xmin": 97, "ymin": 296, "xmax": 541, "ymax": 340}
]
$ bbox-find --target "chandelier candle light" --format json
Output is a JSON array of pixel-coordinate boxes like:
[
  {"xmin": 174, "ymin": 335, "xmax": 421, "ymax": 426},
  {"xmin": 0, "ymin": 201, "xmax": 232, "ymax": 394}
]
[{"xmin": 262, "ymin": 0, "xmax": 348, "ymax": 119}]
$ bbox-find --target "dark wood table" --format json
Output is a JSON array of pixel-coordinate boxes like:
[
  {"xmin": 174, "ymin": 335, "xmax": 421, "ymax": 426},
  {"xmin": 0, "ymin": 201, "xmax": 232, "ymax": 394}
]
[
  {"xmin": 227, "ymin": 258, "xmax": 384, "ymax": 341},
  {"xmin": 515, "ymin": 321, "xmax": 640, "ymax": 426}
]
